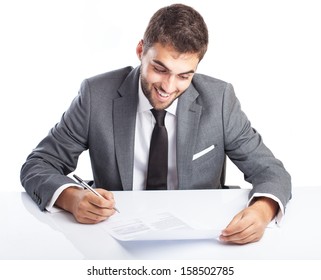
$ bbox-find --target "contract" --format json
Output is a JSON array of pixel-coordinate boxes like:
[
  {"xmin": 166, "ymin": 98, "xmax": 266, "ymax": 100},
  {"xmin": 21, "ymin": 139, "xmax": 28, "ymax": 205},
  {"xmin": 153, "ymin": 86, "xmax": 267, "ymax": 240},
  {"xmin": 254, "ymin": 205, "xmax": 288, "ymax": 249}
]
[{"xmin": 103, "ymin": 212, "xmax": 221, "ymax": 241}]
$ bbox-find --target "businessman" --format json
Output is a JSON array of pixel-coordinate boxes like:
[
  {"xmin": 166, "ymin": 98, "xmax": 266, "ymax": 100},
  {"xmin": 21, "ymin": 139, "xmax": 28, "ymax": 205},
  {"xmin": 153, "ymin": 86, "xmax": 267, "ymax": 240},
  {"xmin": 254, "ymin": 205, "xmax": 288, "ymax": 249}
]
[{"xmin": 21, "ymin": 4, "xmax": 291, "ymax": 244}]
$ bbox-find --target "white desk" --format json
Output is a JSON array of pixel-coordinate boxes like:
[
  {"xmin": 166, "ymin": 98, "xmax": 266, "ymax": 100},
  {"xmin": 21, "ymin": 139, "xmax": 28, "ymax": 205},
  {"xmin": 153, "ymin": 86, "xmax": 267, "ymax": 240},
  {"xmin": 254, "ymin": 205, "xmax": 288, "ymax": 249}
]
[{"xmin": 1, "ymin": 187, "xmax": 320, "ymax": 260}]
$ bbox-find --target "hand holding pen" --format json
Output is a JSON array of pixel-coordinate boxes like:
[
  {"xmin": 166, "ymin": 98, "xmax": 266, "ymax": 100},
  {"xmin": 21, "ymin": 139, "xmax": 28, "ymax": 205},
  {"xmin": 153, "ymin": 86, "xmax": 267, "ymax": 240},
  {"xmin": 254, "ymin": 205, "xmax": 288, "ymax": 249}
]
[{"xmin": 73, "ymin": 174, "xmax": 120, "ymax": 213}]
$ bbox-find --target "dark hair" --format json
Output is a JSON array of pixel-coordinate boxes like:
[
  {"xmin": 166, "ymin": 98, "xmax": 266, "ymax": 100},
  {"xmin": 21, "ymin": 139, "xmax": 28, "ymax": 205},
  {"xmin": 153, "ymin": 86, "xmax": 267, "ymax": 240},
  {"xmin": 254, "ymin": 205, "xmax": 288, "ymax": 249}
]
[{"xmin": 143, "ymin": 4, "xmax": 208, "ymax": 61}]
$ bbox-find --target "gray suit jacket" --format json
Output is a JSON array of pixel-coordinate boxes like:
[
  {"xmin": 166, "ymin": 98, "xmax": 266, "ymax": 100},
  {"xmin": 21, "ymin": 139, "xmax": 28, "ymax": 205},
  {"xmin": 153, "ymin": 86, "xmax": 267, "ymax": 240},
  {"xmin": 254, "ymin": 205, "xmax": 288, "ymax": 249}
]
[{"xmin": 20, "ymin": 66, "xmax": 291, "ymax": 211}]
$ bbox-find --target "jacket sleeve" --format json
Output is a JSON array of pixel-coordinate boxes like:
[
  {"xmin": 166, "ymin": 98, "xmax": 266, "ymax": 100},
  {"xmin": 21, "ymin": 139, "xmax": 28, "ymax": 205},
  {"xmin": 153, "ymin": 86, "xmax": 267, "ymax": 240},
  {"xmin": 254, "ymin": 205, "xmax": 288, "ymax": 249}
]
[
  {"xmin": 20, "ymin": 80, "xmax": 91, "ymax": 210},
  {"xmin": 222, "ymin": 83, "xmax": 292, "ymax": 208}
]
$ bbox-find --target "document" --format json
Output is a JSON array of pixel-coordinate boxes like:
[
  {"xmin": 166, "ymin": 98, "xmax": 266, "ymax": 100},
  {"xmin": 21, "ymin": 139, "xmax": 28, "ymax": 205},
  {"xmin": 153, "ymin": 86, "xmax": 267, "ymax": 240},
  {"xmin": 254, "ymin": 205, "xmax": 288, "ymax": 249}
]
[{"xmin": 103, "ymin": 212, "xmax": 221, "ymax": 241}]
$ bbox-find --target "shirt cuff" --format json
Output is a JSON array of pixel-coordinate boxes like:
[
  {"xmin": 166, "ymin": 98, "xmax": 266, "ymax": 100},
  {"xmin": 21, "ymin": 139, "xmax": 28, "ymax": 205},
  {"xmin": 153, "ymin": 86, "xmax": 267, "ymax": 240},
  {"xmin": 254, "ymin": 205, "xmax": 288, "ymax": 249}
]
[
  {"xmin": 248, "ymin": 193, "xmax": 285, "ymax": 227},
  {"xmin": 45, "ymin": 183, "xmax": 83, "ymax": 213}
]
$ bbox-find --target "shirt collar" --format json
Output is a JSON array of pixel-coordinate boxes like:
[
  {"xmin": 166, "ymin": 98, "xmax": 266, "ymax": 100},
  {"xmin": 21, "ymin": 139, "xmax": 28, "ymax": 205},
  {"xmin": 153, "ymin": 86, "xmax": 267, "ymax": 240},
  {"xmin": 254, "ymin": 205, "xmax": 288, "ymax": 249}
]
[{"xmin": 137, "ymin": 77, "xmax": 178, "ymax": 116}]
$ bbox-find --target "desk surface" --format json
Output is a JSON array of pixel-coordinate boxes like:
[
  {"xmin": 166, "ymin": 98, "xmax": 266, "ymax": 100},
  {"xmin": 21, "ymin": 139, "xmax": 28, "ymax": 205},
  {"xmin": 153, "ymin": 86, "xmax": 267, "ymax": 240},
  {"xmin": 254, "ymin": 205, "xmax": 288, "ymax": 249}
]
[{"xmin": 1, "ymin": 187, "xmax": 320, "ymax": 260}]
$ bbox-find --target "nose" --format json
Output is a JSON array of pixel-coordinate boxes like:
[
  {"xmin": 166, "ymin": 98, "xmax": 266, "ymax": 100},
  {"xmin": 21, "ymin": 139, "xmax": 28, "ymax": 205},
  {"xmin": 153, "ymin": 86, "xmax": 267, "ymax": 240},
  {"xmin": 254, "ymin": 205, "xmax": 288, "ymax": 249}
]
[{"xmin": 162, "ymin": 75, "xmax": 176, "ymax": 94}]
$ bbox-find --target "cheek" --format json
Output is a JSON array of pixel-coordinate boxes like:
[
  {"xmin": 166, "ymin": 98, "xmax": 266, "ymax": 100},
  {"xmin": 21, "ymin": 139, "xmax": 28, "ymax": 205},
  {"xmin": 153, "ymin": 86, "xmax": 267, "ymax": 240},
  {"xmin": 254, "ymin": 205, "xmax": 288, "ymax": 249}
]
[
  {"xmin": 141, "ymin": 62, "xmax": 160, "ymax": 83},
  {"xmin": 176, "ymin": 80, "xmax": 192, "ymax": 93},
  {"xmin": 144, "ymin": 71, "xmax": 162, "ymax": 85}
]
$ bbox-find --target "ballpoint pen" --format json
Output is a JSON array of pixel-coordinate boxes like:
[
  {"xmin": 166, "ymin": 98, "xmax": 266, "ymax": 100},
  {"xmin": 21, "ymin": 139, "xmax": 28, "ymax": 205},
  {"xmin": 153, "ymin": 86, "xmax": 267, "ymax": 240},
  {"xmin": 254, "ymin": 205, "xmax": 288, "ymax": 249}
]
[{"xmin": 73, "ymin": 174, "xmax": 120, "ymax": 213}]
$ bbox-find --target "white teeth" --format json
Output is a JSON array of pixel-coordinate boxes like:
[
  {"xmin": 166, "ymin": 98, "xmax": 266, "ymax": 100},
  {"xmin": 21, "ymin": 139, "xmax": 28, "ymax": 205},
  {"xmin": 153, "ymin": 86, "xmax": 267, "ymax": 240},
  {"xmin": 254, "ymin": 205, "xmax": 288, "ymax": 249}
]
[
  {"xmin": 160, "ymin": 92, "xmax": 169, "ymax": 97},
  {"xmin": 157, "ymin": 88, "xmax": 170, "ymax": 97}
]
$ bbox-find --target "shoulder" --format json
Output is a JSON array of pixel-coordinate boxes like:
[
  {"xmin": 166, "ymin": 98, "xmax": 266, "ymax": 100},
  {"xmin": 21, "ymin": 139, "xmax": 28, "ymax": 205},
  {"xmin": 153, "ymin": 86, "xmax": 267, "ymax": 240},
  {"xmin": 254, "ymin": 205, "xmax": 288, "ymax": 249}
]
[
  {"xmin": 192, "ymin": 73, "xmax": 229, "ymax": 93},
  {"xmin": 191, "ymin": 73, "xmax": 235, "ymax": 106},
  {"xmin": 79, "ymin": 66, "xmax": 135, "ymax": 98},
  {"xmin": 86, "ymin": 66, "xmax": 134, "ymax": 85}
]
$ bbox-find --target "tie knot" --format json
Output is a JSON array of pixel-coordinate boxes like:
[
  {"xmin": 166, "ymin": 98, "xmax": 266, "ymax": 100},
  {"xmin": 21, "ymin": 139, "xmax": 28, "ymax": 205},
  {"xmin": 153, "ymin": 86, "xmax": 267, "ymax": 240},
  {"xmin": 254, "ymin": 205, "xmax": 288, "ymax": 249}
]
[{"xmin": 151, "ymin": 109, "xmax": 166, "ymax": 126}]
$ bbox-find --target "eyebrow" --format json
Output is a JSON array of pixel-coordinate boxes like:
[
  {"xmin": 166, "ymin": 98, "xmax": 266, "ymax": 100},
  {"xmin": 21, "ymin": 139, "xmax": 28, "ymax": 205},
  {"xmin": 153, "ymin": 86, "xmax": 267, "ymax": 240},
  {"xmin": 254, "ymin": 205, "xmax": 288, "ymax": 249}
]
[{"xmin": 153, "ymin": 59, "xmax": 195, "ymax": 75}]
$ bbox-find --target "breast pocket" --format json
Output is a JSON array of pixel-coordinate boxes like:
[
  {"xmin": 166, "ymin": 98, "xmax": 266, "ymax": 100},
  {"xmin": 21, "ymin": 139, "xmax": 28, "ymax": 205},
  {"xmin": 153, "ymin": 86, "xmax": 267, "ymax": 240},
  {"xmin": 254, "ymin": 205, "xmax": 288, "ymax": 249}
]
[
  {"xmin": 191, "ymin": 144, "xmax": 224, "ymax": 189},
  {"xmin": 192, "ymin": 145, "xmax": 215, "ymax": 161}
]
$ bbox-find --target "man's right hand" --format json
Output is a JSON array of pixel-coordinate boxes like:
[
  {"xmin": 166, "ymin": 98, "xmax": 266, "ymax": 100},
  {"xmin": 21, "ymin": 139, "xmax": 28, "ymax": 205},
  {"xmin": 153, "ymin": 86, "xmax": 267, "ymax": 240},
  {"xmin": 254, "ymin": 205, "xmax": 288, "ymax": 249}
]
[{"xmin": 55, "ymin": 187, "xmax": 116, "ymax": 224}]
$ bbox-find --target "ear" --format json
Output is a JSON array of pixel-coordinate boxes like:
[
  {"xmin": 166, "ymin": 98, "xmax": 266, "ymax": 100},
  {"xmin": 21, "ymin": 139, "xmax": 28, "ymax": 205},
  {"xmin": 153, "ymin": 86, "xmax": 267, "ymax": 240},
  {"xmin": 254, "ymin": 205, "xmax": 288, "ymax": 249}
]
[{"xmin": 136, "ymin": 40, "xmax": 144, "ymax": 60}]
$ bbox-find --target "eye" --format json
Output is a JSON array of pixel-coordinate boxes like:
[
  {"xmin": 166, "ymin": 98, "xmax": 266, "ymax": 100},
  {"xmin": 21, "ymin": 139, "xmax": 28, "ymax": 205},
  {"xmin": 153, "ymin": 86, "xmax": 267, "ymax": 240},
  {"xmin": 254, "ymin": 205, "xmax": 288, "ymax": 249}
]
[
  {"xmin": 178, "ymin": 75, "xmax": 190, "ymax": 80},
  {"xmin": 153, "ymin": 66, "xmax": 167, "ymax": 73}
]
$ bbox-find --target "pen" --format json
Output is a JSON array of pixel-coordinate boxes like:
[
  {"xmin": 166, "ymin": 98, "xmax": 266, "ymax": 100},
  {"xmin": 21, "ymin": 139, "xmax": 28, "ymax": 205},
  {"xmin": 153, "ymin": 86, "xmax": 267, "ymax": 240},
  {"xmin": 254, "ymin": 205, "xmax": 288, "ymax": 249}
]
[{"xmin": 73, "ymin": 174, "xmax": 120, "ymax": 213}]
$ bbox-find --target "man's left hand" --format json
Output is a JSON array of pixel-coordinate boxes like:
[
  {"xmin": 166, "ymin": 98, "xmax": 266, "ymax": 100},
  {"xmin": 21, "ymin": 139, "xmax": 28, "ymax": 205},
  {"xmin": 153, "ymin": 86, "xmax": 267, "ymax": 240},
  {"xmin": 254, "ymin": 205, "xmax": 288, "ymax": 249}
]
[{"xmin": 219, "ymin": 197, "xmax": 279, "ymax": 244}]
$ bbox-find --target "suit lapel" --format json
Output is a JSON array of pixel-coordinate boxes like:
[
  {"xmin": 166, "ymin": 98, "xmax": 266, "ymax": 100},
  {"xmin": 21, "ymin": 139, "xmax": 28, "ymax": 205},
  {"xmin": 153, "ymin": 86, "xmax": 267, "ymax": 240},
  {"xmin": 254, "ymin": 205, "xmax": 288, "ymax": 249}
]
[
  {"xmin": 176, "ymin": 84, "xmax": 202, "ymax": 189},
  {"xmin": 113, "ymin": 67, "xmax": 202, "ymax": 190},
  {"xmin": 113, "ymin": 68, "xmax": 139, "ymax": 190}
]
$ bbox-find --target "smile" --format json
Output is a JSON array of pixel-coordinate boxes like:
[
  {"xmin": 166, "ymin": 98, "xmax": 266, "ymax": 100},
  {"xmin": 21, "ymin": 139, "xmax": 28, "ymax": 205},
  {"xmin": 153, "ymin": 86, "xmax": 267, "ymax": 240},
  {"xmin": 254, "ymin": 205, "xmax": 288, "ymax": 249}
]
[{"xmin": 156, "ymin": 88, "xmax": 170, "ymax": 98}]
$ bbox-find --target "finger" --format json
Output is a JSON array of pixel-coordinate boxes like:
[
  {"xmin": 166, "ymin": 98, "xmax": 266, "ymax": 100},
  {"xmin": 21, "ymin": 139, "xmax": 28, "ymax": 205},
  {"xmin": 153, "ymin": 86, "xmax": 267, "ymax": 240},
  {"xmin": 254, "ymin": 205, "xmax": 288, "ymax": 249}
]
[
  {"xmin": 98, "ymin": 189, "xmax": 114, "ymax": 201},
  {"xmin": 220, "ymin": 222, "xmax": 254, "ymax": 243},
  {"xmin": 222, "ymin": 213, "xmax": 253, "ymax": 237},
  {"xmin": 86, "ymin": 191, "xmax": 115, "ymax": 209},
  {"xmin": 94, "ymin": 189, "xmax": 116, "ymax": 207},
  {"xmin": 73, "ymin": 193, "xmax": 114, "ymax": 223},
  {"xmin": 220, "ymin": 225, "xmax": 264, "ymax": 244},
  {"xmin": 87, "ymin": 208, "xmax": 115, "ymax": 221},
  {"xmin": 86, "ymin": 198, "xmax": 116, "ymax": 216},
  {"xmin": 76, "ymin": 215, "xmax": 107, "ymax": 224},
  {"xmin": 220, "ymin": 231, "xmax": 261, "ymax": 245},
  {"xmin": 220, "ymin": 221, "xmax": 266, "ymax": 244},
  {"xmin": 224, "ymin": 211, "xmax": 243, "ymax": 229},
  {"xmin": 76, "ymin": 206, "xmax": 115, "ymax": 224}
]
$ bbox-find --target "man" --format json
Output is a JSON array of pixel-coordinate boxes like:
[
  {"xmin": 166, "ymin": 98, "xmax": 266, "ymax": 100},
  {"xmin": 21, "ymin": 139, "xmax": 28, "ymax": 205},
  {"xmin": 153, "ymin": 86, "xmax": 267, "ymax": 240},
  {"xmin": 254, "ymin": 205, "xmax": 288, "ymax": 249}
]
[{"xmin": 20, "ymin": 4, "xmax": 291, "ymax": 244}]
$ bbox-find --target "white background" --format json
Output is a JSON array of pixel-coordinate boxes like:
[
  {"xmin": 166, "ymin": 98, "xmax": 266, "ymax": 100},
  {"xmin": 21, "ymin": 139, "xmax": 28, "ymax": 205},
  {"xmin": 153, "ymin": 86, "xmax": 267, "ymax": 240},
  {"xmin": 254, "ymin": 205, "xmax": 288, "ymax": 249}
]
[{"xmin": 1, "ymin": 0, "xmax": 320, "ymax": 192}]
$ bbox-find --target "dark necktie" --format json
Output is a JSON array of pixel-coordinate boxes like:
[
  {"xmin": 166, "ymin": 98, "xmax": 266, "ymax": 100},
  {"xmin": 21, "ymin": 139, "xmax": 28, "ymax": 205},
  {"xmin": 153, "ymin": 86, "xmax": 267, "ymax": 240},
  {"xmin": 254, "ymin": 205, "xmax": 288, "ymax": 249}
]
[{"xmin": 146, "ymin": 109, "xmax": 168, "ymax": 190}]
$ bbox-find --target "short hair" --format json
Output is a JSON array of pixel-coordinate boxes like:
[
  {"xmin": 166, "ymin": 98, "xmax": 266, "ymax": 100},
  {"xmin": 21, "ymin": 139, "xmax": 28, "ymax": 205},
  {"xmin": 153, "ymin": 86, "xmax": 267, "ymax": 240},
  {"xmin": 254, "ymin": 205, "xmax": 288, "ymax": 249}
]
[{"xmin": 143, "ymin": 4, "xmax": 209, "ymax": 61}]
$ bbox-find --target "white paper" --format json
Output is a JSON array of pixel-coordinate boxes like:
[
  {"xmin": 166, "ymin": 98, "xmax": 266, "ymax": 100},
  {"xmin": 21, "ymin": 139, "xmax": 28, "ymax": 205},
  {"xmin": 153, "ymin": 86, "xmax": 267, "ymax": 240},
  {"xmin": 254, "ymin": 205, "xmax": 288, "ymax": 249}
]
[{"xmin": 103, "ymin": 212, "xmax": 221, "ymax": 241}]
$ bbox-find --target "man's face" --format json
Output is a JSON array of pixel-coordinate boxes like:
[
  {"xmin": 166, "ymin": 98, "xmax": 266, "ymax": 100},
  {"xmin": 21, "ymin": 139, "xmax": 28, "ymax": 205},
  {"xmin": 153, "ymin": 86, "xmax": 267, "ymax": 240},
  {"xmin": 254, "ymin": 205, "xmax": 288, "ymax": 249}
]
[{"xmin": 137, "ymin": 42, "xmax": 199, "ymax": 110}]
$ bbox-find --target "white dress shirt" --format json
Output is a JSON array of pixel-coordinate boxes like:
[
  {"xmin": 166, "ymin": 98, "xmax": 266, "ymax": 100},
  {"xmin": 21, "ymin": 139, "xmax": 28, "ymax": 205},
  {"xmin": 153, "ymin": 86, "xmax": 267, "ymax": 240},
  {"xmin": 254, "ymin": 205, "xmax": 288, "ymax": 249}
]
[{"xmin": 133, "ymin": 79, "xmax": 178, "ymax": 190}]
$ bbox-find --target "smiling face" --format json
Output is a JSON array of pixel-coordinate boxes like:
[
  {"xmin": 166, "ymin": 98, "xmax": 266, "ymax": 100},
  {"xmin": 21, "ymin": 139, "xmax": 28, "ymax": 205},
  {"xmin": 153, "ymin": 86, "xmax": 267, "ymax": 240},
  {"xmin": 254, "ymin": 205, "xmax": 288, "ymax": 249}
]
[{"xmin": 137, "ymin": 41, "xmax": 200, "ymax": 110}]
